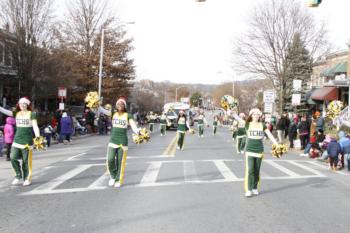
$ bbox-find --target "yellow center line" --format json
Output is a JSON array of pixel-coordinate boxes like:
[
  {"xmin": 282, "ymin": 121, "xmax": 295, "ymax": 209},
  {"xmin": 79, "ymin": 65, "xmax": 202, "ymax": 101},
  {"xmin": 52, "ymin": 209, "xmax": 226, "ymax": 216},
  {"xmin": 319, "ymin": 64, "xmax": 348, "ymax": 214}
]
[{"xmin": 162, "ymin": 135, "xmax": 178, "ymax": 157}]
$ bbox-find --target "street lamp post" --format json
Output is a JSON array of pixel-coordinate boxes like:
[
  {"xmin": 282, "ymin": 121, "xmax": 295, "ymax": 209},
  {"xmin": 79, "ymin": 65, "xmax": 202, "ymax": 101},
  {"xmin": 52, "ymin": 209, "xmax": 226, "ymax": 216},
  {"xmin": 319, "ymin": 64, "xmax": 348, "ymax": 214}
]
[{"xmin": 98, "ymin": 29, "xmax": 105, "ymax": 100}]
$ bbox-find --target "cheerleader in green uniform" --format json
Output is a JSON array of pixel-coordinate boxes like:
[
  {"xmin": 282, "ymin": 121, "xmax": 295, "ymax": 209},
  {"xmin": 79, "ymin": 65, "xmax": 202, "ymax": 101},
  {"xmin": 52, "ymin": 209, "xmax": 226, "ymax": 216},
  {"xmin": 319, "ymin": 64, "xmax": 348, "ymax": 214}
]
[
  {"xmin": 213, "ymin": 115, "xmax": 219, "ymax": 135},
  {"xmin": 0, "ymin": 97, "xmax": 40, "ymax": 186},
  {"xmin": 234, "ymin": 108, "xmax": 278, "ymax": 197},
  {"xmin": 177, "ymin": 110, "xmax": 191, "ymax": 150},
  {"xmin": 231, "ymin": 120, "xmax": 238, "ymax": 141},
  {"xmin": 236, "ymin": 112, "xmax": 246, "ymax": 154},
  {"xmin": 159, "ymin": 112, "xmax": 169, "ymax": 136},
  {"xmin": 148, "ymin": 112, "xmax": 156, "ymax": 133},
  {"xmin": 99, "ymin": 97, "xmax": 140, "ymax": 187},
  {"xmin": 197, "ymin": 112, "xmax": 208, "ymax": 138}
]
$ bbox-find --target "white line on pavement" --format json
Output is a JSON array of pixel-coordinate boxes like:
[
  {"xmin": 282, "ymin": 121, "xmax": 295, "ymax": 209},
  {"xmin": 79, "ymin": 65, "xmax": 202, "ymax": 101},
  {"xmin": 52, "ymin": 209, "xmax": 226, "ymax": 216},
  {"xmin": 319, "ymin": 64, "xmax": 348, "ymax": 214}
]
[
  {"xmin": 213, "ymin": 160, "xmax": 239, "ymax": 181},
  {"xmin": 64, "ymin": 153, "xmax": 87, "ymax": 161},
  {"xmin": 139, "ymin": 161, "xmax": 162, "ymax": 186},
  {"xmin": 287, "ymin": 161, "xmax": 326, "ymax": 177},
  {"xmin": 264, "ymin": 160, "xmax": 301, "ymax": 177},
  {"xmin": 25, "ymin": 165, "xmax": 92, "ymax": 193}
]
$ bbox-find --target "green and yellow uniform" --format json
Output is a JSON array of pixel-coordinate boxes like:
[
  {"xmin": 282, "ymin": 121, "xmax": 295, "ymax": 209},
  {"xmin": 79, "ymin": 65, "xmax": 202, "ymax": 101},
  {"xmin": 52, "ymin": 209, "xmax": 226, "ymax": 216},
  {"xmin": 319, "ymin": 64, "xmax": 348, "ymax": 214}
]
[
  {"xmin": 236, "ymin": 120, "xmax": 246, "ymax": 153},
  {"xmin": 159, "ymin": 115, "xmax": 168, "ymax": 136},
  {"xmin": 11, "ymin": 111, "xmax": 37, "ymax": 181},
  {"xmin": 197, "ymin": 114, "xmax": 207, "ymax": 137},
  {"xmin": 244, "ymin": 122, "xmax": 266, "ymax": 192},
  {"xmin": 213, "ymin": 119, "xmax": 218, "ymax": 135},
  {"xmin": 149, "ymin": 114, "xmax": 155, "ymax": 132},
  {"xmin": 177, "ymin": 116, "xmax": 188, "ymax": 150},
  {"xmin": 107, "ymin": 112, "xmax": 136, "ymax": 184}
]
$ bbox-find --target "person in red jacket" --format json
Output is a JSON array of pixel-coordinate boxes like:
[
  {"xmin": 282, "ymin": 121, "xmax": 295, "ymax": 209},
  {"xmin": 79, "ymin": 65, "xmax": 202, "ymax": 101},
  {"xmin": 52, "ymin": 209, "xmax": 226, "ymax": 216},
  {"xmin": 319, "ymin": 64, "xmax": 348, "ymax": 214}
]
[{"xmin": 4, "ymin": 116, "xmax": 16, "ymax": 161}]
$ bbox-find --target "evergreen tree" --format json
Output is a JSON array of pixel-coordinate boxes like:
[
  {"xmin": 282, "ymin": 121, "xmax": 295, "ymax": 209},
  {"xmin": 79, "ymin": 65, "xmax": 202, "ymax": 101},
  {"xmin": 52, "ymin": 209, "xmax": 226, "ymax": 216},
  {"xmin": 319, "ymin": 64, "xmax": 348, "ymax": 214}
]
[{"xmin": 282, "ymin": 33, "xmax": 312, "ymax": 109}]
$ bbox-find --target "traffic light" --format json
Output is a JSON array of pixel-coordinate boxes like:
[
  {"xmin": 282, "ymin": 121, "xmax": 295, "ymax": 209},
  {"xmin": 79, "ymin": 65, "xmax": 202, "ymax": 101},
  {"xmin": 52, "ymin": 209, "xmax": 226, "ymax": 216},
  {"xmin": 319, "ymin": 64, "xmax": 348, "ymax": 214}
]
[{"xmin": 308, "ymin": 0, "xmax": 322, "ymax": 7}]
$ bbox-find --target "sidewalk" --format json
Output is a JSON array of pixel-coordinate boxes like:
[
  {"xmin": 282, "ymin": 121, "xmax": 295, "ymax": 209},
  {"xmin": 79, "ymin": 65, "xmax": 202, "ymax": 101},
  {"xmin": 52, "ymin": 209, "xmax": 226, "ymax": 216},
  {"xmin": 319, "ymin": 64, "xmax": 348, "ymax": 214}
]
[{"xmin": 0, "ymin": 133, "xmax": 94, "ymax": 189}]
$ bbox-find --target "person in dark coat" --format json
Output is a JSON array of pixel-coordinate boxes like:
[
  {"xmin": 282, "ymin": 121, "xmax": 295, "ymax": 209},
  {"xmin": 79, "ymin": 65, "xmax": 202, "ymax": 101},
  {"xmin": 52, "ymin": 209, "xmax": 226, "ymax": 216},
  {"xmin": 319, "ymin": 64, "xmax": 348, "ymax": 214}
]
[
  {"xmin": 297, "ymin": 115, "xmax": 309, "ymax": 150},
  {"xmin": 327, "ymin": 137, "xmax": 341, "ymax": 171},
  {"xmin": 60, "ymin": 112, "xmax": 73, "ymax": 144},
  {"xmin": 288, "ymin": 118, "xmax": 298, "ymax": 149}
]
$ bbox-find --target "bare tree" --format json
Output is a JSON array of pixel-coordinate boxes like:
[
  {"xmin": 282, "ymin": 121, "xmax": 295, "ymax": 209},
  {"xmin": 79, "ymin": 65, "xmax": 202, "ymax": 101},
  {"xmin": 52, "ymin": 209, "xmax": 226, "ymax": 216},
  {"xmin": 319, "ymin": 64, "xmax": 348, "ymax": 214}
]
[
  {"xmin": 0, "ymin": 0, "xmax": 54, "ymax": 101},
  {"xmin": 61, "ymin": 0, "xmax": 135, "ymax": 101},
  {"xmin": 234, "ymin": 0, "xmax": 329, "ymax": 113}
]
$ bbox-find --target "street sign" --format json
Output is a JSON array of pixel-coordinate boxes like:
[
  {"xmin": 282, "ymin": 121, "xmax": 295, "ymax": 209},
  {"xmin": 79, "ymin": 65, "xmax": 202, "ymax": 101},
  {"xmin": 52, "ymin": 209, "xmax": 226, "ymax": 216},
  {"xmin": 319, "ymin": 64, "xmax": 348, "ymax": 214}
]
[
  {"xmin": 58, "ymin": 87, "xmax": 67, "ymax": 98},
  {"xmin": 264, "ymin": 102, "xmax": 273, "ymax": 113},
  {"xmin": 263, "ymin": 90, "xmax": 275, "ymax": 103},
  {"xmin": 292, "ymin": 94, "xmax": 301, "ymax": 106},
  {"xmin": 293, "ymin": 80, "xmax": 302, "ymax": 91},
  {"xmin": 59, "ymin": 102, "xmax": 65, "ymax": 110}
]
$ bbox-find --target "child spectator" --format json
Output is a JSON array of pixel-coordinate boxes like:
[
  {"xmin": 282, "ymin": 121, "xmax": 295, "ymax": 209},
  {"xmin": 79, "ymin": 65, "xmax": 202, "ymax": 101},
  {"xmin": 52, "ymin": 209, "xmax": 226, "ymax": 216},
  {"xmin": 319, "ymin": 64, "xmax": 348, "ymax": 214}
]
[
  {"xmin": 0, "ymin": 130, "xmax": 4, "ymax": 158},
  {"xmin": 44, "ymin": 123, "xmax": 54, "ymax": 147},
  {"xmin": 338, "ymin": 131, "xmax": 350, "ymax": 171},
  {"xmin": 3, "ymin": 116, "xmax": 15, "ymax": 161},
  {"xmin": 309, "ymin": 143, "xmax": 320, "ymax": 159},
  {"xmin": 327, "ymin": 136, "xmax": 341, "ymax": 171}
]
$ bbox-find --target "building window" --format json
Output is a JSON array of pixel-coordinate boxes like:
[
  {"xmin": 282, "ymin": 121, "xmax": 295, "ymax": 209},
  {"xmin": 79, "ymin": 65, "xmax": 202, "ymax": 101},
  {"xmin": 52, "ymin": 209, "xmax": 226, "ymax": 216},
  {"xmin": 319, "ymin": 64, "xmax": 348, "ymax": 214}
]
[
  {"xmin": 0, "ymin": 42, "xmax": 4, "ymax": 64},
  {"xmin": 4, "ymin": 45, "xmax": 11, "ymax": 66}
]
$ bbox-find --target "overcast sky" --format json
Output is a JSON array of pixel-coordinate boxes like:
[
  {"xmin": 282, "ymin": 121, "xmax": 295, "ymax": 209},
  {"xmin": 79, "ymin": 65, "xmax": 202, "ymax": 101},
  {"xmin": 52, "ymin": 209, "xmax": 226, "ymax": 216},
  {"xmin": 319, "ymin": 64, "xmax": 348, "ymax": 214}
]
[{"xmin": 60, "ymin": 0, "xmax": 350, "ymax": 84}]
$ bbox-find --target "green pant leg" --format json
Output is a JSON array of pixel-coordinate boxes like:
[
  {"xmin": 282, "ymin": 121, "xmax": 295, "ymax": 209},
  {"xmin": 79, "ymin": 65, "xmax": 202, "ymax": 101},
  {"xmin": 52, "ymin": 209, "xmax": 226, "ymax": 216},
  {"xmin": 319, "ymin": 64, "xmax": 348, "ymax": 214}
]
[
  {"xmin": 10, "ymin": 147, "xmax": 23, "ymax": 179},
  {"xmin": 213, "ymin": 126, "xmax": 217, "ymax": 135},
  {"xmin": 161, "ymin": 125, "xmax": 166, "ymax": 135},
  {"xmin": 246, "ymin": 156, "xmax": 255, "ymax": 191},
  {"xmin": 21, "ymin": 148, "xmax": 30, "ymax": 180},
  {"xmin": 178, "ymin": 132, "xmax": 185, "ymax": 149},
  {"xmin": 232, "ymin": 131, "xmax": 237, "ymax": 139},
  {"xmin": 149, "ymin": 123, "xmax": 154, "ymax": 132},
  {"xmin": 115, "ymin": 148, "xmax": 124, "ymax": 181},
  {"xmin": 253, "ymin": 157, "xmax": 263, "ymax": 190},
  {"xmin": 198, "ymin": 125, "xmax": 203, "ymax": 136},
  {"xmin": 239, "ymin": 137, "xmax": 246, "ymax": 152},
  {"xmin": 115, "ymin": 148, "xmax": 123, "ymax": 181},
  {"xmin": 107, "ymin": 147, "xmax": 117, "ymax": 179}
]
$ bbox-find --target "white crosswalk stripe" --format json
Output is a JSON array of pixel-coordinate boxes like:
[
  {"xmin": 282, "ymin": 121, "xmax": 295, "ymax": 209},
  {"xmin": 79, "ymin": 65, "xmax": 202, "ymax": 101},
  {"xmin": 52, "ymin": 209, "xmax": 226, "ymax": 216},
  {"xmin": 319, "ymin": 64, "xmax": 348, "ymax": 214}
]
[{"xmin": 21, "ymin": 159, "xmax": 329, "ymax": 195}]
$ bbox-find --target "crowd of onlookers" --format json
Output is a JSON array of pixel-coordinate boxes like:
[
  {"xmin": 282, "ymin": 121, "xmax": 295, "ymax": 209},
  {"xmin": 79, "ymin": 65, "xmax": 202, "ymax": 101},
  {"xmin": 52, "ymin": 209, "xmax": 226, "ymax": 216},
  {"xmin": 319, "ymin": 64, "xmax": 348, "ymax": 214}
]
[{"xmin": 264, "ymin": 111, "xmax": 350, "ymax": 172}]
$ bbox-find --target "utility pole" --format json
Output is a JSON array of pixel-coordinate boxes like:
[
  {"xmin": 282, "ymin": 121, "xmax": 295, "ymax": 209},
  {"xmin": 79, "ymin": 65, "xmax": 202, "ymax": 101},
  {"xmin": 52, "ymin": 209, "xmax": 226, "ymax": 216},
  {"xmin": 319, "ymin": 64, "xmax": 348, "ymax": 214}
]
[{"xmin": 98, "ymin": 29, "xmax": 105, "ymax": 100}]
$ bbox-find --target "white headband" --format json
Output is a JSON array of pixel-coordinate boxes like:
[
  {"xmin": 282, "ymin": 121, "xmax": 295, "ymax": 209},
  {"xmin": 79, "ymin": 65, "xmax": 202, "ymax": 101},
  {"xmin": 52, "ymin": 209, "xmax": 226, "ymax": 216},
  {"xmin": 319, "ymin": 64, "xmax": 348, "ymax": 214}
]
[
  {"xmin": 116, "ymin": 99, "xmax": 127, "ymax": 108},
  {"xmin": 249, "ymin": 108, "xmax": 262, "ymax": 116},
  {"xmin": 18, "ymin": 97, "xmax": 30, "ymax": 105}
]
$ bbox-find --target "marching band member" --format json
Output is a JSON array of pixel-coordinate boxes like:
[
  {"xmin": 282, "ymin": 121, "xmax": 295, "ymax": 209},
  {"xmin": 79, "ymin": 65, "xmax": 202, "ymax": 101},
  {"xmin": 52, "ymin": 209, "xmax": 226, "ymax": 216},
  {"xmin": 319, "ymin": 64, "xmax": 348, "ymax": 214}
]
[{"xmin": 177, "ymin": 110, "xmax": 191, "ymax": 150}]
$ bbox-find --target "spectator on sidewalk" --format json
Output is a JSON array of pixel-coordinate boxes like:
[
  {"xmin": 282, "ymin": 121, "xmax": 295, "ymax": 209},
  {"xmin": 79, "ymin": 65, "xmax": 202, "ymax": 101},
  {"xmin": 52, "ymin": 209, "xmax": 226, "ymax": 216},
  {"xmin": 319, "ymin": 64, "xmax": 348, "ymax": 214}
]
[
  {"xmin": 327, "ymin": 136, "xmax": 341, "ymax": 171},
  {"xmin": 309, "ymin": 143, "xmax": 321, "ymax": 159},
  {"xmin": 315, "ymin": 111, "xmax": 325, "ymax": 132},
  {"xmin": 276, "ymin": 114, "xmax": 286, "ymax": 143},
  {"xmin": 297, "ymin": 115, "xmax": 309, "ymax": 150},
  {"xmin": 338, "ymin": 131, "xmax": 350, "ymax": 171},
  {"xmin": 283, "ymin": 112, "xmax": 290, "ymax": 139},
  {"xmin": 44, "ymin": 123, "xmax": 54, "ymax": 147},
  {"xmin": 0, "ymin": 130, "xmax": 4, "ymax": 158},
  {"xmin": 60, "ymin": 112, "xmax": 73, "ymax": 144},
  {"xmin": 288, "ymin": 117, "xmax": 298, "ymax": 149},
  {"xmin": 3, "ymin": 117, "xmax": 16, "ymax": 161}
]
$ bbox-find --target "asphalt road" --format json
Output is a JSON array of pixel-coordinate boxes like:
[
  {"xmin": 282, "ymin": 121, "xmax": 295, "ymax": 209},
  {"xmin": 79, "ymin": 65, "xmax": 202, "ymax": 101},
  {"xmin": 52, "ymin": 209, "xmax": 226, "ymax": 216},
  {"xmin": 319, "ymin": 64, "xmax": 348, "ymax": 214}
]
[{"xmin": 1, "ymin": 114, "xmax": 350, "ymax": 233}]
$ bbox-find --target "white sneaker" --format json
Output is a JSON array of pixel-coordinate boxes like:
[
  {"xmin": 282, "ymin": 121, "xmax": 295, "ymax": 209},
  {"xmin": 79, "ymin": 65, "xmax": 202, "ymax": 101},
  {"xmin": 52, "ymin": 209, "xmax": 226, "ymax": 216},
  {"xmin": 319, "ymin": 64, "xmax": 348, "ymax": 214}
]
[
  {"xmin": 252, "ymin": 189, "xmax": 259, "ymax": 195},
  {"xmin": 11, "ymin": 178, "xmax": 21, "ymax": 185},
  {"xmin": 245, "ymin": 191, "xmax": 252, "ymax": 197},
  {"xmin": 300, "ymin": 153, "xmax": 308, "ymax": 157},
  {"xmin": 114, "ymin": 181, "xmax": 121, "ymax": 188},
  {"xmin": 201, "ymin": 135, "xmax": 204, "ymax": 138},
  {"xmin": 177, "ymin": 146, "xmax": 180, "ymax": 150},
  {"xmin": 23, "ymin": 180, "xmax": 31, "ymax": 186},
  {"xmin": 108, "ymin": 178, "xmax": 115, "ymax": 186}
]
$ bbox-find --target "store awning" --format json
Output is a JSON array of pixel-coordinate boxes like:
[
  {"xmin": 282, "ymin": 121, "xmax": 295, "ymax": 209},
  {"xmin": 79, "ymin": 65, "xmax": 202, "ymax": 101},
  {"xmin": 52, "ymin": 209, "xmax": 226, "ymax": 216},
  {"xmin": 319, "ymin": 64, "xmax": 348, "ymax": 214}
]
[
  {"xmin": 311, "ymin": 87, "xmax": 338, "ymax": 101},
  {"xmin": 332, "ymin": 61, "xmax": 347, "ymax": 73},
  {"xmin": 320, "ymin": 67, "xmax": 334, "ymax": 77},
  {"xmin": 305, "ymin": 88, "xmax": 317, "ymax": 104}
]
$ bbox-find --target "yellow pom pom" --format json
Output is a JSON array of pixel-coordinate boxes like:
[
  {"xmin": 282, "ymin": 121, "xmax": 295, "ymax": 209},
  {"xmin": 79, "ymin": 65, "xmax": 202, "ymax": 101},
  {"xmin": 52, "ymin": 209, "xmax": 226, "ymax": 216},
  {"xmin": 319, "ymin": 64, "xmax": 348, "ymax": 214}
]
[
  {"xmin": 132, "ymin": 128, "xmax": 151, "ymax": 144},
  {"xmin": 272, "ymin": 144, "xmax": 287, "ymax": 158},
  {"xmin": 84, "ymin": 91, "xmax": 100, "ymax": 109},
  {"xmin": 33, "ymin": 136, "xmax": 46, "ymax": 150}
]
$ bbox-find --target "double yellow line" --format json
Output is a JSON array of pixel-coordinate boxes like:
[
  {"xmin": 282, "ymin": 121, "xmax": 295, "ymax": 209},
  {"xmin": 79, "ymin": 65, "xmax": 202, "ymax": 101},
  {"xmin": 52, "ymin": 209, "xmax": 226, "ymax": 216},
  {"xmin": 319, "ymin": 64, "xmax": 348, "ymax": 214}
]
[{"xmin": 162, "ymin": 135, "xmax": 178, "ymax": 157}]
